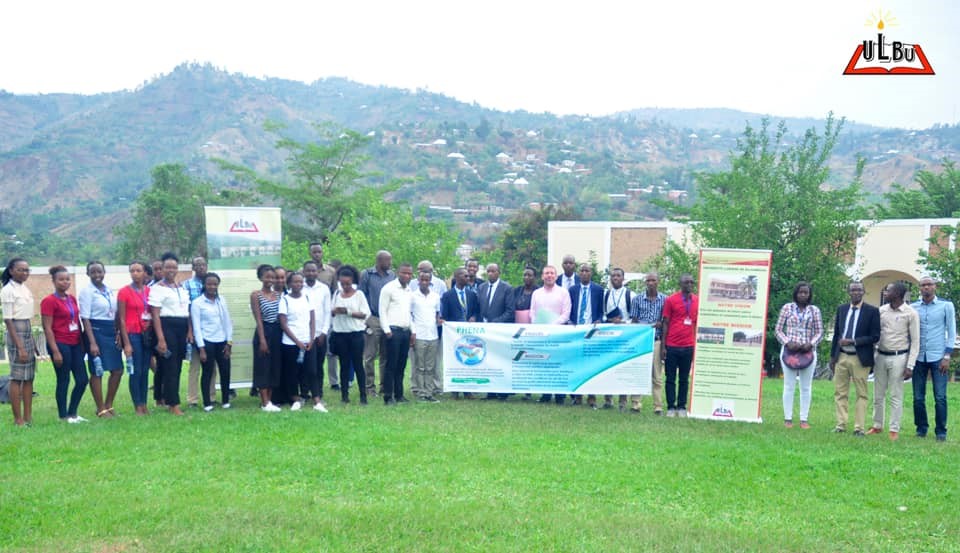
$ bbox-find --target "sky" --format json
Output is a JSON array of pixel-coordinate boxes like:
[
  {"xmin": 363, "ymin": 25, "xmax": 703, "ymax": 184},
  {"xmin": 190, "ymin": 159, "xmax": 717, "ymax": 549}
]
[{"xmin": 1, "ymin": 0, "xmax": 958, "ymax": 129}]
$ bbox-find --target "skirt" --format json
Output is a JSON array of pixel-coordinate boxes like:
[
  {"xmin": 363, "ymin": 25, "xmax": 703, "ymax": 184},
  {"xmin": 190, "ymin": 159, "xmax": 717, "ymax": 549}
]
[
  {"xmin": 89, "ymin": 318, "xmax": 123, "ymax": 371},
  {"xmin": 6, "ymin": 319, "xmax": 36, "ymax": 381}
]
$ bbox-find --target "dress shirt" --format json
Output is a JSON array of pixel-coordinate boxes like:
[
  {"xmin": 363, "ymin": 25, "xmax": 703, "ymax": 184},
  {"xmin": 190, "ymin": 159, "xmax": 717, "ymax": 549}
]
[
  {"xmin": 316, "ymin": 263, "xmax": 337, "ymax": 289},
  {"xmin": 530, "ymin": 285, "xmax": 571, "ymax": 325},
  {"xmin": 559, "ymin": 273, "xmax": 577, "ymax": 290},
  {"xmin": 304, "ymin": 280, "xmax": 332, "ymax": 337},
  {"xmin": 190, "ymin": 294, "xmax": 233, "ymax": 348},
  {"xmin": 379, "ymin": 279, "xmax": 414, "ymax": 330},
  {"xmin": 576, "ymin": 283, "xmax": 594, "ymax": 324},
  {"xmin": 878, "ymin": 302, "xmax": 920, "ymax": 369},
  {"xmin": 1, "ymin": 280, "xmax": 34, "ymax": 319},
  {"xmin": 430, "ymin": 275, "xmax": 448, "ymax": 296},
  {"xmin": 79, "ymin": 283, "xmax": 117, "ymax": 321},
  {"xmin": 411, "ymin": 289, "xmax": 441, "ymax": 340},
  {"xmin": 184, "ymin": 276, "xmax": 205, "ymax": 302},
  {"xmin": 360, "ymin": 268, "xmax": 396, "ymax": 316},
  {"xmin": 911, "ymin": 296, "xmax": 957, "ymax": 362},
  {"xmin": 774, "ymin": 303, "xmax": 824, "ymax": 347},
  {"xmin": 148, "ymin": 282, "xmax": 190, "ymax": 318},
  {"xmin": 630, "ymin": 292, "xmax": 666, "ymax": 340}
]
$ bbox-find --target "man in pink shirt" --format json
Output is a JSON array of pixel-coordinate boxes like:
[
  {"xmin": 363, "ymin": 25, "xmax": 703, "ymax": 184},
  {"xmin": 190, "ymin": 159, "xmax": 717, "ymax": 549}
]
[{"xmin": 531, "ymin": 265, "xmax": 571, "ymax": 404}]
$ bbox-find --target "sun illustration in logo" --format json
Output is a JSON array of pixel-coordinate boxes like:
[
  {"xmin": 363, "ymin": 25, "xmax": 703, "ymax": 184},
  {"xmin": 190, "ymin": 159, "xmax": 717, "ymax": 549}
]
[{"xmin": 865, "ymin": 9, "xmax": 898, "ymax": 30}]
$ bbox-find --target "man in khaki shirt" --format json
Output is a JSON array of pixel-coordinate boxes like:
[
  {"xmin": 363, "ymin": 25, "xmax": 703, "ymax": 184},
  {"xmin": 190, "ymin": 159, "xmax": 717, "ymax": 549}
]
[{"xmin": 867, "ymin": 282, "xmax": 919, "ymax": 440}]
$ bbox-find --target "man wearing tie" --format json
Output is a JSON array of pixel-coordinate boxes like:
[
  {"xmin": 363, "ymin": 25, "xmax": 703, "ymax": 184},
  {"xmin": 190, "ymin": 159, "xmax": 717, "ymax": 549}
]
[
  {"xmin": 829, "ymin": 281, "xmax": 881, "ymax": 436},
  {"xmin": 558, "ymin": 255, "xmax": 578, "ymax": 291},
  {"xmin": 479, "ymin": 263, "xmax": 514, "ymax": 400},
  {"xmin": 441, "ymin": 268, "xmax": 480, "ymax": 398},
  {"xmin": 569, "ymin": 263, "xmax": 604, "ymax": 408}
]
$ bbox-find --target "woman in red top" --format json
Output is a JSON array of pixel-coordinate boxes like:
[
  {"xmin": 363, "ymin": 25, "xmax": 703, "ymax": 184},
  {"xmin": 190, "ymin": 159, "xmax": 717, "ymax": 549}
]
[
  {"xmin": 40, "ymin": 265, "xmax": 89, "ymax": 423},
  {"xmin": 117, "ymin": 261, "xmax": 152, "ymax": 415}
]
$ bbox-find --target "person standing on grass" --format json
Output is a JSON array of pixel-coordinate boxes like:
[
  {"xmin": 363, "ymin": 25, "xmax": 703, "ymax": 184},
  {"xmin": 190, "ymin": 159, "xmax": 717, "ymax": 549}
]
[
  {"xmin": 630, "ymin": 272, "xmax": 666, "ymax": 415},
  {"xmin": 40, "ymin": 265, "xmax": 88, "ymax": 424},
  {"xmin": 117, "ymin": 261, "xmax": 153, "ymax": 415},
  {"xmin": 149, "ymin": 252, "xmax": 192, "ymax": 416},
  {"xmin": 774, "ymin": 282, "xmax": 823, "ymax": 430},
  {"xmin": 360, "ymin": 250, "xmax": 395, "ymax": 397},
  {"xmin": 829, "ymin": 281, "xmax": 880, "ymax": 436},
  {"xmin": 302, "ymin": 261, "xmax": 331, "ymax": 406},
  {"xmin": 661, "ymin": 273, "xmax": 699, "ymax": 418},
  {"xmin": 379, "ymin": 263, "xmax": 416, "ymax": 405},
  {"xmin": 411, "ymin": 271, "xmax": 442, "ymax": 403},
  {"xmin": 250, "ymin": 265, "xmax": 282, "ymax": 412},
  {"xmin": 279, "ymin": 272, "xmax": 321, "ymax": 412},
  {"xmin": 910, "ymin": 275, "xmax": 956, "ymax": 442},
  {"xmin": 309, "ymin": 242, "xmax": 340, "ymax": 394},
  {"xmin": 331, "ymin": 265, "xmax": 370, "ymax": 405},
  {"xmin": 866, "ymin": 282, "xmax": 918, "ymax": 441},
  {"xmin": 2, "ymin": 258, "xmax": 36, "ymax": 427},
  {"xmin": 570, "ymin": 263, "xmax": 603, "ymax": 409},
  {"xmin": 601, "ymin": 267, "xmax": 632, "ymax": 411},
  {"xmin": 191, "ymin": 273, "xmax": 234, "ymax": 412},
  {"xmin": 183, "ymin": 256, "xmax": 216, "ymax": 408},
  {"xmin": 531, "ymin": 265, "xmax": 571, "ymax": 405},
  {"xmin": 79, "ymin": 261, "xmax": 122, "ymax": 419},
  {"xmin": 440, "ymin": 268, "xmax": 480, "ymax": 400}
]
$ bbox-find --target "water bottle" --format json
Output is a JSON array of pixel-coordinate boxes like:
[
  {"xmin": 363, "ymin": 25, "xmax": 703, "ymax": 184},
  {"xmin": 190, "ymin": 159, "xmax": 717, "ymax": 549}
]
[
  {"xmin": 297, "ymin": 349, "xmax": 305, "ymax": 364},
  {"xmin": 161, "ymin": 348, "xmax": 173, "ymax": 359},
  {"xmin": 125, "ymin": 355, "xmax": 134, "ymax": 376},
  {"xmin": 185, "ymin": 343, "xmax": 193, "ymax": 362},
  {"xmin": 92, "ymin": 356, "xmax": 104, "ymax": 377}
]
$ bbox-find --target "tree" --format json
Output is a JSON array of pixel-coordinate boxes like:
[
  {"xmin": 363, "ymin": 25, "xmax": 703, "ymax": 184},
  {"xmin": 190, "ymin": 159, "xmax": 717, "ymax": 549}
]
[
  {"xmin": 918, "ymin": 224, "xmax": 960, "ymax": 316},
  {"xmin": 497, "ymin": 204, "xmax": 582, "ymax": 281},
  {"xmin": 659, "ymin": 115, "xmax": 867, "ymax": 374},
  {"xmin": 876, "ymin": 160, "xmax": 960, "ymax": 218},
  {"xmin": 221, "ymin": 121, "xmax": 373, "ymax": 243},
  {"xmin": 114, "ymin": 164, "xmax": 248, "ymax": 261}
]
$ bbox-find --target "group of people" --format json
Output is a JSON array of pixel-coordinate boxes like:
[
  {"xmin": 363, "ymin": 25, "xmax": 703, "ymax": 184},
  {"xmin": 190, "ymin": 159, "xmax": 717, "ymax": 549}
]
[
  {"xmin": 4, "ymin": 247, "xmax": 954, "ymax": 439},
  {"xmin": 775, "ymin": 277, "xmax": 955, "ymax": 441}
]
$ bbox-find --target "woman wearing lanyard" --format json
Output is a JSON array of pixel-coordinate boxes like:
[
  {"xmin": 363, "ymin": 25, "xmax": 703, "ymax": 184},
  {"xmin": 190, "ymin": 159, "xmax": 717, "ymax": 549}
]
[
  {"xmin": 250, "ymin": 264, "xmax": 282, "ymax": 412},
  {"xmin": 41, "ymin": 265, "xmax": 89, "ymax": 423},
  {"xmin": 118, "ymin": 261, "xmax": 152, "ymax": 415},
  {"xmin": 2, "ymin": 258, "xmax": 36, "ymax": 426},
  {"xmin": 278, "ymin": 272, "xmax": 317, "ymax": 411},
  {"xmin": 149, "ymin": 252, "xmax": 192, "ymax": 416},
  {"xmin": 191, "ymin": 273, "xmax": 233, "ymax": 411},
  {"xmin": 774, "ymin": 282, "xmax": 823, "ymax": 429},
  {"xmin": 80, "ymin": 261, "xmax": 123, "ymax": 418},
  {"xmin": 331, "ymin": 265, "xmax": 369, "ymax": 405}
]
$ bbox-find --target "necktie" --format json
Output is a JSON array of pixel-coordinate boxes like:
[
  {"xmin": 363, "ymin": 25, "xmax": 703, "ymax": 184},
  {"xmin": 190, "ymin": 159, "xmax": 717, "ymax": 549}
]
[
  {"xmin": 488, "ymin": 282, "xmax": 496, "ymax": 306},
  {"xmin": 844, "ymin": 306, "xmax": 858, "ymax": 339},
  {"xmin": 458, "ymin": 289, "xmax": 466, "ymax": 310},
  {"xmin": 579, "ymin": 286, "xmax": 588, "ymax": 324}
]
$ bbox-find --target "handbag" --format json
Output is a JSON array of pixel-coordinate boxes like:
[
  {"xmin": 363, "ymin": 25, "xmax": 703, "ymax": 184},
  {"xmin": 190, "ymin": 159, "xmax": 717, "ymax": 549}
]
[
  {"xmin": 781, "ymin": 348, "xmax": 814, "ymax": 370},
  {"xmin": 328, "ymin": 331, "xmax": 342, "ymax": 357}
]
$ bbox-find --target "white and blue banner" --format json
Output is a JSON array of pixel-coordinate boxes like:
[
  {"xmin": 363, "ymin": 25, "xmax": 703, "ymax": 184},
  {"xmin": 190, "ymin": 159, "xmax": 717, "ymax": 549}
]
[{"xmin": 442, "ymin": 322, "xmax": 654, "ymax": 395}]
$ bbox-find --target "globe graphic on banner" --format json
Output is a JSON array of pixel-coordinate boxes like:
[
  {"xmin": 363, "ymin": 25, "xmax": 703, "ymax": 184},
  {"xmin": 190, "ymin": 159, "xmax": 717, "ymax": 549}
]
[{"xmin": 454, "ymin": 335, "xmax": 487, "ymax": 365}]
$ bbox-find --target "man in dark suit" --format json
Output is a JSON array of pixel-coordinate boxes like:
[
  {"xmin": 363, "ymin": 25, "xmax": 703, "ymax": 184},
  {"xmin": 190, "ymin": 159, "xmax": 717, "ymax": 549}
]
[
  {"xmin": 479, "ymin": 263, "xmax": 513, "ymax": 400},
  {"xmin": 441, "ymin": 268, "xmax": 481, "ymax": 399},
  {"xmin": 569, "ymin": 263, "xmax": 605, "ymax": 407},
  {"xmin": 829, "ymin": 280, "xmax": 881, "ymax": 436}
]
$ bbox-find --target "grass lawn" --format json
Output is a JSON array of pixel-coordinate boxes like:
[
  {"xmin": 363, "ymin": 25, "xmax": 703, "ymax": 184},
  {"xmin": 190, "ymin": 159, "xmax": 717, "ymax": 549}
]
[{"xmin": 1, "ymin": 365, "xmax": 958, "ymax": 553}]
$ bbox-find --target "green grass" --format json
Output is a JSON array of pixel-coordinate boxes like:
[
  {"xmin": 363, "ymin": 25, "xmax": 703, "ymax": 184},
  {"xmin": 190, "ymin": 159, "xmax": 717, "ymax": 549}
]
[{"xmin": 1, "ymin": 366, "xmax": 958, "ymax": 553}]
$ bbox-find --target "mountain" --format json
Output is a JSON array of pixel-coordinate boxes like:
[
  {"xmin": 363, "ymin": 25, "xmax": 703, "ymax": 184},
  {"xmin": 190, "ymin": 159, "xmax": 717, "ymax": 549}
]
[{"xmin": 2, "ymin": 62, "xmax": 959, "ymax": 260}]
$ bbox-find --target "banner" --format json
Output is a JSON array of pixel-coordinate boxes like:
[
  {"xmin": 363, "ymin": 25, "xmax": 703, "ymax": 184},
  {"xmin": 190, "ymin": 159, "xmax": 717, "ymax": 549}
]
[
  {"xmin": 689, "ymin": 248, "xmax": 772, "ymax": 423},
  {"xmin": 204, "ymin": 206, "xmax": 282, "ymax": 385},
  {"xmin": 442, "ymin": 322, "xmax": 654, "ymax": 394},
  {"xmin": 204, "ymin": 206, "xmax": 282, "ymax": 270}
]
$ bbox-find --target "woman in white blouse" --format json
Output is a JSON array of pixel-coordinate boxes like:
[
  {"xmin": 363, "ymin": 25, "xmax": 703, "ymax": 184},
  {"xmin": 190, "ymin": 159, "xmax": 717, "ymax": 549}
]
[
  {"xmin": 149, "ymin": 252, "xmax": 192, "ymax": 416},
  {"xmin": 279, "ymin": 272, "xmax": 318, "ymax": 412},
  {"xmin": 331, "ymin": 265, "xmax": 370, "ymax": 405},
  {"xmin": 191, "ymin": 273, "xmax": 233, "ymax": 411}
]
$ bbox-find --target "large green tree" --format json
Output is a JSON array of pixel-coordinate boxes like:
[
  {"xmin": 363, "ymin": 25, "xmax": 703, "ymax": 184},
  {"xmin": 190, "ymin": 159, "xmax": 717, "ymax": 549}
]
[
  {"xmin": 658, "ymin": 116, "xmax": 867, "ymax": 373},
  {"xmin": 877, "ymin": 160, "xmax": 960, "ymax": 218},
  {"xmin": 489, "ymin": 203, "xmax": 582, "ymax": 284},
  {"xmin": 114, "ymin": 164, "xmax": 251, "ymax": 261}
]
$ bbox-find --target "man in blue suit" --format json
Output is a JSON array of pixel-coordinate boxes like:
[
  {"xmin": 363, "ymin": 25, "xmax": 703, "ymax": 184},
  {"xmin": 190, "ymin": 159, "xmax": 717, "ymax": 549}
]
[
  {"xmin": 568, "ymin": 263, "xmax": 604, "ymax": 407},
  {"xmin": 441, "ymin": 268, "xmax": 481, "ymax": 399},
  {"xmin": 479, "ymin": 263, "xmax": 514, "ymax": 400}
]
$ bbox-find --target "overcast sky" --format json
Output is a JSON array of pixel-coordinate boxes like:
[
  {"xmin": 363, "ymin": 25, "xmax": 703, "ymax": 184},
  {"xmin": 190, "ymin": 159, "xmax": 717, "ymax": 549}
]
[{"xmin": 1, "ymin": 0, "xmax": 957, "ymax": 129}]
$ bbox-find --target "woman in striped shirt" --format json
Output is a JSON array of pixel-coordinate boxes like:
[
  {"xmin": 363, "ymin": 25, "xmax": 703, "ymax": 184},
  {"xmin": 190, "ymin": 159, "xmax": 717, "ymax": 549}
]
[{"xmin": 250, "ymin": 265, "xmax": 282, "ymax": 412}]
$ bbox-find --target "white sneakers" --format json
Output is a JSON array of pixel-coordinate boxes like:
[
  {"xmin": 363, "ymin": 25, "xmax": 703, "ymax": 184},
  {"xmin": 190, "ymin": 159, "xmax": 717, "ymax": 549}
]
[
  {"xmin": 222, "ymin": 403, "xmax": 231, "ymax": 409},
  {"xmin": 261, "ymin": 402, "xmax": 281, "ymax": 412},
  {"xmin": 290, "ymin": 401, "xmax": 302, "ymax": 411},
  {"xmin": 66, "ymin": 416, "xmax": 88, "ymax": 424},
  {"xmin": 203, "ymin": 405, "xmax": 215, "ymax": 412},
  {"xmin": 313, "ymin": 402, "xmax": 328, "ymax": 413}
]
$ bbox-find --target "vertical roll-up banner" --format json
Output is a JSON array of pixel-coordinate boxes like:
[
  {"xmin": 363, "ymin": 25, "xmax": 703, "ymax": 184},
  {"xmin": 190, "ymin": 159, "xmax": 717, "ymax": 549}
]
[
  {"xmin": 689, "ymin": 248, "xmax": 772, "ymax": 423},
  {"xmin": 204, "ymin": 206, "xmax": 282, "ymax": 385}
]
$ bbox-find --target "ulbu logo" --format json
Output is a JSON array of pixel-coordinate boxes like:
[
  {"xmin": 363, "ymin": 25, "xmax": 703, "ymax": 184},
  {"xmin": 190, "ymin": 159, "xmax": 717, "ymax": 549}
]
[
  {"xmin": 229, "ymin": 218, "xmax": 260, "ymax": 233},
  {"xmin": 843, "ymin": 11, "xmax": 934, "ymax": 75}
]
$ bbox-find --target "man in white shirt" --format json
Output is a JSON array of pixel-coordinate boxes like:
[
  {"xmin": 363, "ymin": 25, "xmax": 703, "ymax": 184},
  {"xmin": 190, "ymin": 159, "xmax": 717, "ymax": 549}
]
[
  {"xmin": 303, "ymin": 261, "xmax": 332, "ymax": 406},
  {"xmin": 411, "ymin": 271, "xmax": 442, "ymax": 402},
  {"xmin": 379, "ymin": 263, "xmax": 415, "ymax": 405}
]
